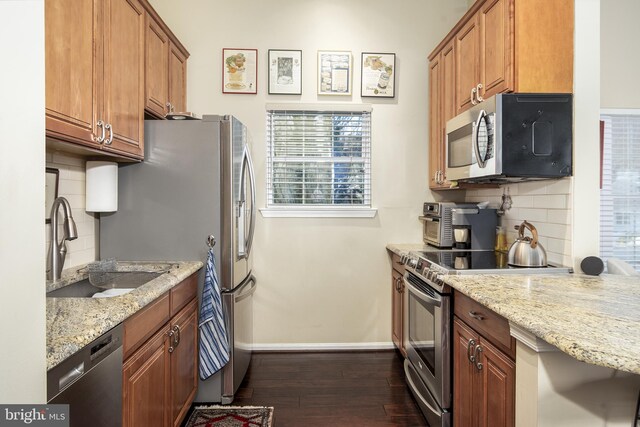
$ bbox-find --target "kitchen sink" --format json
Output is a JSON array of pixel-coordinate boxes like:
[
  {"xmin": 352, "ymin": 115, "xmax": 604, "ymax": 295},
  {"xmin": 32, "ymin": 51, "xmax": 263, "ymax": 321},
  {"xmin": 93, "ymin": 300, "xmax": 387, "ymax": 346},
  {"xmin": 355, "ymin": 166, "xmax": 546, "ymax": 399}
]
[{"xmin": 47, "ymin": 271, "xmax": 164, "ymax": 298}]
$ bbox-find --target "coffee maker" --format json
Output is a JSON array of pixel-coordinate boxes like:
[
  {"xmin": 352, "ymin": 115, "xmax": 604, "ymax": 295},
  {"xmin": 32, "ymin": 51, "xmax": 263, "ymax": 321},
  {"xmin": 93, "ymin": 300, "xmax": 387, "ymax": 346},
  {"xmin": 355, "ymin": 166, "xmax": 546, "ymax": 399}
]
[{"xmin": 451, "ymin": 207, "xmax": 498, "ymax": 250}]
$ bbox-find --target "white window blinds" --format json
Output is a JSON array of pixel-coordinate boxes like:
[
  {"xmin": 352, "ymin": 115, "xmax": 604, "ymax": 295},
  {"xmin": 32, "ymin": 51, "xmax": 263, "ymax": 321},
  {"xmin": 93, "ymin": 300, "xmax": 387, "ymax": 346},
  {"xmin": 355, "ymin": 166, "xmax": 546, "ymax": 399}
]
[
  {"xmin": 266, "ymin": 106, "xmax": 371, "ymax": 208},
  {"xmin": 600, "ymin": 112, "xmax": 640, "ymax": 271}
]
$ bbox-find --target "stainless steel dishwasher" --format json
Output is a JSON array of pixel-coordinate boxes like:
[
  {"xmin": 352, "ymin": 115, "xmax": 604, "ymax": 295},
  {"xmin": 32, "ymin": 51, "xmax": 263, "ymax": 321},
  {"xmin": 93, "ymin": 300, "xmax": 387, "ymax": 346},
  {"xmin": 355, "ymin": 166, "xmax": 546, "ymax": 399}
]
[{"xmin": 47, "ymin": 324, "xmax": 123, "ymax": 427}]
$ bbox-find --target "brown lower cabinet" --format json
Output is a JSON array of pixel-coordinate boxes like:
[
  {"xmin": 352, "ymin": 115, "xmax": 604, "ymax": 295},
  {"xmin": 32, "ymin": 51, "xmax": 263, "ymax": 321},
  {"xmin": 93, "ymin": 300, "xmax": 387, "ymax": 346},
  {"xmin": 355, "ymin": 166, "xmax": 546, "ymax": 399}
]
[
  {"xmin": 122, "ymin": 274, "xmax": 198, "ymax": 427},
  {"xmin": 453, "ymin": 316, "xmax": 515, "ymax": 427},
  {"xmin": 389, "ymin": 252, "xmax": 406, "ymax": 356}
]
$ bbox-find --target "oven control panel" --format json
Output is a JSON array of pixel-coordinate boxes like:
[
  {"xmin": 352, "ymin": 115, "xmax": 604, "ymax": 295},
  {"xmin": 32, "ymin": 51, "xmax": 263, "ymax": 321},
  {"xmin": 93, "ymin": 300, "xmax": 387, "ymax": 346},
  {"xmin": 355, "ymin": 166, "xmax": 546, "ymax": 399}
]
[{"xmin": 402, "ymin": 253, "xmax": 448, "ymax": 291}]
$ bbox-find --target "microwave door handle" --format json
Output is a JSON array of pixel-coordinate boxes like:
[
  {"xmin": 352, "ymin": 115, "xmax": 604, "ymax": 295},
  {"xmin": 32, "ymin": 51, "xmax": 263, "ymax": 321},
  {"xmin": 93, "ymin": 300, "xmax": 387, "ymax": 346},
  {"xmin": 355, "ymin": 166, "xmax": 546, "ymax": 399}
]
[
  {"xmin": 473, "ymin": 110, "xmax": 487, "ymax": 168},
  {"xmin": 403, "ymin": 274, "xmax": 442, "ymax": 307}
]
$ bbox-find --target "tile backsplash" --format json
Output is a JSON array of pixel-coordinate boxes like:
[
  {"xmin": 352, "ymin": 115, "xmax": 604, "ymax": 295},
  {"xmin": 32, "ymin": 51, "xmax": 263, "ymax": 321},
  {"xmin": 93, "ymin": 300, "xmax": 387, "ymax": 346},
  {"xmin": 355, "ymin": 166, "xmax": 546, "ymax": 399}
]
[
  {"xmin": 464, "ymin": 178, "xmax": 573, "ymax": 266},
  {"xmin": 45, "ymin": 151, "xmax": 98, "ymax": 269}
]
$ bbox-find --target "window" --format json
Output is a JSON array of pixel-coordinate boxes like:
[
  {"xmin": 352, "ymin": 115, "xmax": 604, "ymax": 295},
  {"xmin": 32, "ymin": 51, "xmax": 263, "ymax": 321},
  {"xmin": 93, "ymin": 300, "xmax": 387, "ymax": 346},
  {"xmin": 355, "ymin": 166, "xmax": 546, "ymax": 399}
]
[
  {"xmin": 600, "ymin": 111, "xmax": 640, "ymax": 271},
  {"xmin": 263, "ymin": 104, "xmax": 374, "ymax": 218}
]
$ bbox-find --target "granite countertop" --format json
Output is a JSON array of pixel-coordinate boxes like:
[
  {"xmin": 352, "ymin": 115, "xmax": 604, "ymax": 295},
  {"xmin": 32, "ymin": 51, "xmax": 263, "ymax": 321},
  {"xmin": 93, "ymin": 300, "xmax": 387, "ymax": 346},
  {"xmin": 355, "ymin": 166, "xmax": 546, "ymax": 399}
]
[
  {"xmin": 444, "ymin": 274, "xmax": 640, "ymax": 374},
  {"xmin": 386, "ymin": 243, "xmax": 640, "ymax": 375},
  {"xmin": 386, "ymin": 243, "xmax": 436, "ymax": 256},
  {"xmin": 46, "ymin": 260, "xmax": 203, "ymax": 370}
]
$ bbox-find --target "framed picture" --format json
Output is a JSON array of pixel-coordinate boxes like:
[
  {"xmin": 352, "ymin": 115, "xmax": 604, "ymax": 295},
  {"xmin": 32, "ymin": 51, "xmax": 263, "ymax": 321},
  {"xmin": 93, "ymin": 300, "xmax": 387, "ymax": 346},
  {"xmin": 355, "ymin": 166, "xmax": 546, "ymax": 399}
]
[
  {"xmin": 268, "ymin": 49, "xmax": 302, "ymax": 95},
  {"xmin": 361, "ymin": 53, "xmax": 396, "ymax": 98},
  {"xmin": 222, "ymin": 48, "xmax": 258, "ymax": 94},
  {"xmin": 45, "ymin": 167, "xmax": 59, "ymax": 223},
  {"xmin": 317, "ymin": 50, "xmax": 352, "ymax": 95}
]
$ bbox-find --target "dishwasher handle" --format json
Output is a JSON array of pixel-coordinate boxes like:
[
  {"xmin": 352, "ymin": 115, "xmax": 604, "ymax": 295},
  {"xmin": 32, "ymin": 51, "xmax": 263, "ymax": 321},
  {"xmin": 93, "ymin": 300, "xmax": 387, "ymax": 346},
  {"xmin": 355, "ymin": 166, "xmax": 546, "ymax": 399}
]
[{"xmin": 58, "ymin": 362, "xmax": 85, "ymax": 391}]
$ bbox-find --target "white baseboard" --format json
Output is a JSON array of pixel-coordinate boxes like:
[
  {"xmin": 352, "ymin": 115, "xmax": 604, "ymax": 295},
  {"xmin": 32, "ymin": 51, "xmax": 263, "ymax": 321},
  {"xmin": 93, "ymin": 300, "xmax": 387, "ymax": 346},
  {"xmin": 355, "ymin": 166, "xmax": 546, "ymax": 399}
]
[{"xmin": 252, "ymin": 342, "xmax": 396, "ymax": 351}]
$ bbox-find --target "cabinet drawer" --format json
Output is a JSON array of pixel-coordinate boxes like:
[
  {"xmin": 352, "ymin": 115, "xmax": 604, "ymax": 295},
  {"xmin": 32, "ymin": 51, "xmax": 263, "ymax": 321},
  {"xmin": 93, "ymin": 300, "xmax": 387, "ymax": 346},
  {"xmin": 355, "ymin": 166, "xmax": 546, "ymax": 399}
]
[
  {"xmin": 124, "ymin": 292, "xmax": 171, "ymax": 359},
  {"xmin": 454, "ymin": 290, "xmax": 515, "ymax": 359},
  {"xmin": 391, "ymin": 253, "xmax": 405, "ymax": 274},
  {"xmin": 170, "ymin": 273, "xmax": 198, "ymax": 317}
]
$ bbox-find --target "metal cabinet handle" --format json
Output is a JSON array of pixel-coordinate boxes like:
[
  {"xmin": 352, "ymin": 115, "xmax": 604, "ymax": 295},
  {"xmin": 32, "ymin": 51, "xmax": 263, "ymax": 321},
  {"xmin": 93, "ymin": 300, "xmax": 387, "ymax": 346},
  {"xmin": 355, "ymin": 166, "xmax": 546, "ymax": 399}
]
[
  {"xmin": 104, "ymin": 123, "xmax": 113, "ymax": 145},
  {"xmin": 476, "ymin": 83, "xmax": 484, "ymax": 103},
  {"xmin": 467, "ymin": 338, "xmax": 477, "ymax": 363},
  {"xmin": 467, "ymin": 339, "xmax": 477, "ymax": 363},
  {"xmin": 474, "ymin": 344, "xmax": 483, "ymax": 370},
  {"xmin": 173, "ymin": 325, "xmax": 181, "ymax": 348},
  {"xmin": 469, "ymin": 311, "xmax": 485, "ymax": 321},
  {"xmin": 168, "ymin": 329, "xmax": 175, "ymax": 353},
  {"xmin": 471, "ymin": 87, "xmax": 478, "ymax": 105},
  {"xmin": 96, "ymin": 120, "xmax": 106, "ymax": 143}
]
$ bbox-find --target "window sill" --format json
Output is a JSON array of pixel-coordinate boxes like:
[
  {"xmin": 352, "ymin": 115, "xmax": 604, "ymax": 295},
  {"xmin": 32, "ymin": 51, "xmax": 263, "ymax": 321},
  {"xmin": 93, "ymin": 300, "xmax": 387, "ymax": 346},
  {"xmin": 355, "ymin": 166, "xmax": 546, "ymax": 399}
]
[{"xmin": 259, "ymin": 207, "xmax": 378, "ymax": 218}]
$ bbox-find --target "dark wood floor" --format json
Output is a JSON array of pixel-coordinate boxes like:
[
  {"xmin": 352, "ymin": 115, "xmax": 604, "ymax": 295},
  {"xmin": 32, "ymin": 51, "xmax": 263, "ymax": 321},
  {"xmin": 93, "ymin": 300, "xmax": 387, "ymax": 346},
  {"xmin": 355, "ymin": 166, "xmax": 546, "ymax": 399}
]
[{"xmin": 230, "ymin": 350, "xmax": 429, "ymax": 427}]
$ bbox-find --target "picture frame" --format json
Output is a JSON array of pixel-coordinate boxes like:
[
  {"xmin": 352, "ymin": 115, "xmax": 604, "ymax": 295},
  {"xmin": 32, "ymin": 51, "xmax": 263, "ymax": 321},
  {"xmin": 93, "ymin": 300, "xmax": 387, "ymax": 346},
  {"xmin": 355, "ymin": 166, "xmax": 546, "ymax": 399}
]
[
  {"xmin": 45, "ymin": 167, "xmax": 59, "ymax": 223},
  {"xmin": 268, "ymin": 49, "xmax": 302, "ymax": 95},
  {"xmin": 317, "ymin": 50, "xmax": 352, "ymax": 95},
  {"xmin": 361, "ymin": 52, "xmax": 396, "ymax": 98},
  {"xmin": 222, "ymin": 48, "xmax": 258, "ymax": 94}
]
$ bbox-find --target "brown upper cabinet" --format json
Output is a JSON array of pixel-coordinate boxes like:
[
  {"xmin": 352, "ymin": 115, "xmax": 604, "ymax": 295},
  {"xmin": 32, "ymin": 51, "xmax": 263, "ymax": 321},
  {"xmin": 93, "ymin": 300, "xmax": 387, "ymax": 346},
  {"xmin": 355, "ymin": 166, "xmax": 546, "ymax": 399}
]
[
  {"xmin": 45, "ymin": 0, "xmax": 189, "ymax": 161},
  {"xmin": 144, "ymin": 6, "xmax": 189, "ymax": 118},
  {"xmin": 428, "ymin": 0, "xmax": 574, "ymax": 189},
  {"xmin": 46, "ymin": 0, "xmax": 145, "ymax": 160}
]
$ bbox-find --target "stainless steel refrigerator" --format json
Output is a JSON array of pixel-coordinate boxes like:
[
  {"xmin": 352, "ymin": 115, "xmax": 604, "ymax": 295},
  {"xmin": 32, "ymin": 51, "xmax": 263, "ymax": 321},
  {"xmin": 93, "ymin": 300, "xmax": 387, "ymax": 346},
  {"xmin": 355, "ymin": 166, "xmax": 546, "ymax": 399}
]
[{"xmin": 100, "ymin": 115, "xmax": 257, "ymax": 404}]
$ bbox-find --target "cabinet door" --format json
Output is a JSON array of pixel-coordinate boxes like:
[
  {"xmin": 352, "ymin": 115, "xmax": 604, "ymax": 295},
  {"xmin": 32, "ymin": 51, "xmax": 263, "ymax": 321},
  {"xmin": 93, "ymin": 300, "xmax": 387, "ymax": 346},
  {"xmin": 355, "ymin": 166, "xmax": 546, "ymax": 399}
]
[
  {"xmin": 479, "ymin": 337, "xmax": 515, "ymax": 427},
  {"xmin": 123, "ymin": 326, "xmax": 170, "ymax": 427},
  {"xmin": 168, "ymin": 43, "xmax": 188, "ymax": 113},
  {"xmin": 145, "ymin": 14, "xmax": 169, "ymax": 118},
  {"xmin": 45, "ymin": 0, "xmax": 99, "ymax": 146},
  {"xmin": 455, "ymin": 16, "xmax": 480, "ymax": 114},
  {"xmin": 102, "ymin": 0, "xmax": 145, "ymax": 158},
  {"xmin": 428, "ymin": 55, "xmax": 442, "ymax": 189},
  {"xmin": 441, "ymin": 41, "xmax": 457, "ymax": 187},
  {"xmin": 479, "ymin": 0, "xmax": 513, "ymax": 100},
  {"xmin": 391, "ymin": 269, "xmax": 404, "ymax": 355},
  {"xmin": 453, "ymin": 317, "xmax": 479, "ymax": 427},
  {"xmin": 170, "ymin": 299, "xmax": 198, "ymax": 427}
]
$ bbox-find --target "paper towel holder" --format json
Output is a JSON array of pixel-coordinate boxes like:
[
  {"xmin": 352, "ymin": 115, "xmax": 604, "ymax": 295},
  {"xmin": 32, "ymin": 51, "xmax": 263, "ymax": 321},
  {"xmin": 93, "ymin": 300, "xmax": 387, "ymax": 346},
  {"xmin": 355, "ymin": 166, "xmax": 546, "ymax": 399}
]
[{"xmin": 86, "ymin": 161, "xmax": 118, "ymax": 212}]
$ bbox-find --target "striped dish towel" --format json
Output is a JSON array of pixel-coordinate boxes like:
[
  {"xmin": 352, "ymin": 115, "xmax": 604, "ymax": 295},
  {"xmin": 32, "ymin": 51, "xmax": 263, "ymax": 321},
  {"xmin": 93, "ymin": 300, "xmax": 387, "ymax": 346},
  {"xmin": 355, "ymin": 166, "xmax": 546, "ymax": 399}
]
[{"xmin": 198, "ymin": 248, "xmax": 230, "ymax": 380}]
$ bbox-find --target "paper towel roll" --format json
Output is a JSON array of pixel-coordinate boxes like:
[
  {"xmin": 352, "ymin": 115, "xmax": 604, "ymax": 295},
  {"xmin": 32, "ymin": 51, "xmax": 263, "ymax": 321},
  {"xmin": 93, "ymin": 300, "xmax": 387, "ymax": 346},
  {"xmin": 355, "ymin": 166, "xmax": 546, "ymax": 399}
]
[{"xmin": 86, "ymin": 161, "xmax": 118, "ymax": 212}]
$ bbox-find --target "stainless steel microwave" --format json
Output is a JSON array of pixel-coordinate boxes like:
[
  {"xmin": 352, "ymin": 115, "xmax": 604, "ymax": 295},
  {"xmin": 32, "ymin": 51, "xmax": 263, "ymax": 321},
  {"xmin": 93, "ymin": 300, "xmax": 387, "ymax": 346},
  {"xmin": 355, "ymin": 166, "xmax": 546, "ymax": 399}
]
[{"xmin": 445, "ymin": 93, "xmax": 573, "ymax": 183}]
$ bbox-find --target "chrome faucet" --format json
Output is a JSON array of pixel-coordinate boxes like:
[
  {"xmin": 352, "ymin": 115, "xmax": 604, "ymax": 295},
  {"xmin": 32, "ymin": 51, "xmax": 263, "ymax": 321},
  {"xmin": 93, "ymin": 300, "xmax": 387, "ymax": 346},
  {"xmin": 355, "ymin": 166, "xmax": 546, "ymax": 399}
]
[{"xmin": 47, "ymin": 196, "xmax": 78, "ymax": 281}]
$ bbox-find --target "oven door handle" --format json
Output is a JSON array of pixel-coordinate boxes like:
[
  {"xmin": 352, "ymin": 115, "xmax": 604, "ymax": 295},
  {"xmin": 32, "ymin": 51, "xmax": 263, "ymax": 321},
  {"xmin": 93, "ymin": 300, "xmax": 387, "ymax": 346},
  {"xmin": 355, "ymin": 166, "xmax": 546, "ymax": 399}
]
[
  {"xmin": 404, "ymin": 274, "xmax": 442, "ymax": 307},
  {"xmin": 404, "ymin": 359, "xmax": 443, "ymax": 418}
]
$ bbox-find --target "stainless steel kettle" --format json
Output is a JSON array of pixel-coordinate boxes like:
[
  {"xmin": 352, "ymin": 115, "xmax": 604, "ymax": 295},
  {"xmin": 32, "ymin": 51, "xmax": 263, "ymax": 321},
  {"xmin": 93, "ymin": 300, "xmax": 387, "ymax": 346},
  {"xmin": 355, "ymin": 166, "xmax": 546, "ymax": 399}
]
[{"xmin": 507, "ymin": 221, "xmax": 548, "ymax": 267}]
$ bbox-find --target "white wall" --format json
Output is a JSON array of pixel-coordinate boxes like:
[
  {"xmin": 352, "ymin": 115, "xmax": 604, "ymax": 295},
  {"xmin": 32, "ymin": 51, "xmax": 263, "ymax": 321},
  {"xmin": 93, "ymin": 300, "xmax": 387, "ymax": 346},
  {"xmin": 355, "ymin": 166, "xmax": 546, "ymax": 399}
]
[
  {"xmin": 149, "ymin": 0, "xmax": 468, "ymax": 347},
  {"xmin": 0, "ymin": 0, "xmax": 46, "ymax": 403},
  {"xmin": 601, "ymin": 0, "xmax": 640, "ymax": 109},
  {"xmin": 45, "ymin": 152, "xmax": 98, "ymax": 269},
  {"xmin": 572, "ymin": 0, "xmax": 601, "ymax": 268}
]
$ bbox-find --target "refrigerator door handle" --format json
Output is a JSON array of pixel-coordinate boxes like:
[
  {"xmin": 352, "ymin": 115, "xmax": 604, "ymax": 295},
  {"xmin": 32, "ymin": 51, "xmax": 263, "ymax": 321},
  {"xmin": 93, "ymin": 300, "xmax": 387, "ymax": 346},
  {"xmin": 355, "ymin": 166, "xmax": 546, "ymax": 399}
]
[
  {"xmin": 234, "ymin": 275, "xmax": 257, "ymax": 303},
  {"xmin": 245, "ymin": 148, "xmax": 256, "ymax": 258},
  {"xmin": 238, "ymin": 147, "xmax": 256, "ymax": 259}
]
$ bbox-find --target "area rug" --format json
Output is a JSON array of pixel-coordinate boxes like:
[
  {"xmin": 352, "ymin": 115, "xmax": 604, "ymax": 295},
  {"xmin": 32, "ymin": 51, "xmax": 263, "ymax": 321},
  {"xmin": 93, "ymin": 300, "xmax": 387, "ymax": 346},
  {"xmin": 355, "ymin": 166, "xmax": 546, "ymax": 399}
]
[{"xmin": 183, "ymin": 405, "xmax": 274, "ymax": 427}]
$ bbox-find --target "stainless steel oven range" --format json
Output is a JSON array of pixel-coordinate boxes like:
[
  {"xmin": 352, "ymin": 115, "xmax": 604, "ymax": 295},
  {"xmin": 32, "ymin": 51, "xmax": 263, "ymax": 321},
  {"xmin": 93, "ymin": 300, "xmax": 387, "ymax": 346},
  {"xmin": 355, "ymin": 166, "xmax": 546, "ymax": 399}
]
[
  {"xmin": 402, "ymin": 253, "xmax": 453, "ymax": 427},
  {"xmin": 401, "ymin": 250, "xmax": 573, "ymax": 426}
]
